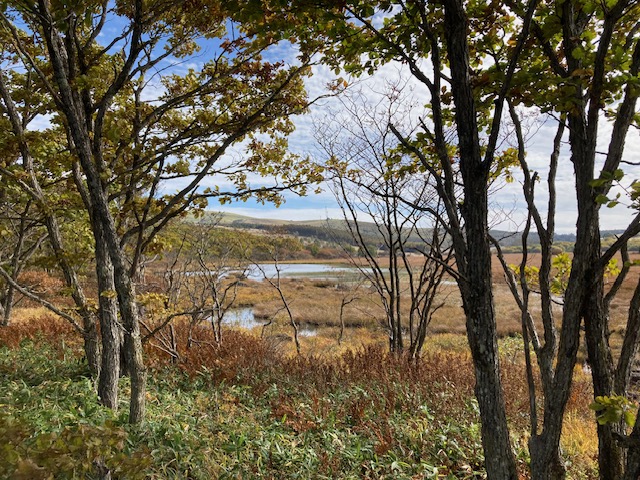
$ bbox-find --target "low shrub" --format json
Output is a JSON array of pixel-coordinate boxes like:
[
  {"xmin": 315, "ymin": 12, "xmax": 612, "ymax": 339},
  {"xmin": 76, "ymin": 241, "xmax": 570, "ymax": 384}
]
[{"xmin": 0, "ymin": 315, "xmax": 596, "ymax": 478}]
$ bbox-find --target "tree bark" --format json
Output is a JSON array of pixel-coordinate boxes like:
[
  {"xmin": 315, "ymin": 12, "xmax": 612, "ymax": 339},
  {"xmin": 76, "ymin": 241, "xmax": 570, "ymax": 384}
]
[
  {"xmin": 442, "ymin": 0, "xmax": 518, "ymax": 477},
  {"xmin": 584, "ymin": 284, "xmax": 623, "ymax": 480},
  {"xmin": 529, "ymin": 434, "xmax": 566, "ymax": 480},
  {"xmin": 2, "ymin": 286, "xmax": 15, "ymax": 327},
  {"xmin": 623, "ymin": 422, "xmax": 640, "ymax": 480},
  {"xmin": 459, "ymin": 196, "xmax": 518, "ymax": 480},
  {"xmin": 95, "ymin": 222, "xmax": 120, "ymax": 410}
]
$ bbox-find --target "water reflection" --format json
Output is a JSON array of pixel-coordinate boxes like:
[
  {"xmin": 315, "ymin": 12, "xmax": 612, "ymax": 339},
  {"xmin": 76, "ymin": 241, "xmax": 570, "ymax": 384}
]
[
  {"xmin": 245, "ymin": 263, "xmax": 354, "ymax": 281},
  {"xmin": 222, "ymin": 307, "xmax": 317, "ymax": 336}
]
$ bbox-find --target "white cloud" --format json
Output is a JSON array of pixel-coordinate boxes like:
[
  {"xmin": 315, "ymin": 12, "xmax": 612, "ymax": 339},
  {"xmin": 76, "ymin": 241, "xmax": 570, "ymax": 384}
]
[{"xmin": 488, "ymin": 110, "xmax": 640, "ymax": 233}]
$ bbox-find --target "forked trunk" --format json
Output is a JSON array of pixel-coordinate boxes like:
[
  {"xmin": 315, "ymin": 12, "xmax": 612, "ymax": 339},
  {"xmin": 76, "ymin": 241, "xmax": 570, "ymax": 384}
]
[{"xmin": 443, "ymin": 0, "xmax": 518, "ymax": 476}]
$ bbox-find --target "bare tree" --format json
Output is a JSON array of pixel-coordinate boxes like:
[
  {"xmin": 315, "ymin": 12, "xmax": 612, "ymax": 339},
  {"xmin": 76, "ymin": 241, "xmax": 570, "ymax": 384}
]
[
  {"xmin": 186, "ymin": 221, "xmax": 250, "ymax": 345},
  {"xmin": 0, "ymin": 198, "xmax": 46, "ymax": 326},
  {"xmin": 317, "ymin": 84, "xmax": 452, "ymax": 357},
  {"xmin": 139, "ymin": 220, "xmax": 250, "ymax": 354},
  {"xmin": 253, "ymin": 234, "xmax": 302, "ymax": 355},
  {"xmin": 334, "ymin": 271, "xmax": 365, "ymax": 346}
]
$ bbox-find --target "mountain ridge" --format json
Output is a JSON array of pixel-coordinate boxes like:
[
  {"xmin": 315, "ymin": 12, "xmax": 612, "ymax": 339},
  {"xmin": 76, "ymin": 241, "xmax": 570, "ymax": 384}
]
[{"xmin": 197, "ymin": 211, "xmax": 629, "ymax": 249}]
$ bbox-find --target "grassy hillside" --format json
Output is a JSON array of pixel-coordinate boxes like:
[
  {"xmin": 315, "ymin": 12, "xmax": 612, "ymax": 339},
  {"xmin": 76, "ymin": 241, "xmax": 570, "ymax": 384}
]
[{"xmin": 206, "ymin": 211, "xmax": 640, "ymax": 253}]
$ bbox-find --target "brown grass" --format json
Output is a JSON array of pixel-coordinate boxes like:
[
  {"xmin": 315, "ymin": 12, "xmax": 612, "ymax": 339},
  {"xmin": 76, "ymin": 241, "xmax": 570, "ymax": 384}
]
[
  {"xmin": 237, "ymin": 277, "xmax": 386, "ymax": 329},
  {"xmin": 3, "ymin": 313, "xmax": 597, "ymax": 477},
  {"xmin": 0, "ymin": 314, "xmax": 76, "ymax": 349}
]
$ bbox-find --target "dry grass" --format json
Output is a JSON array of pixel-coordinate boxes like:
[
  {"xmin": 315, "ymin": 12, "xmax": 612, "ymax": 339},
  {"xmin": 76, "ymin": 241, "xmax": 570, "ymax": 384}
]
[
  {"xmin": 0, "ymin": 313, "xmax": 76, "ymax": 349},
  {"xmin": 3, "ymin": 310, "xmax": 598, "ymax": 477},
  {"xmin": 4, "ymin": 251, "xmax": 630, "ymax": 478},
  {"xmin": 237, "ymin": 277, "xmax": 386, "ymax": 329},
  {"xmin": 7, "ymin": 306, "xmax": 56, "ymax": 325},
  {"xmin": 561, "ymin": 412, "xmax": 599, "ymax": 477}
]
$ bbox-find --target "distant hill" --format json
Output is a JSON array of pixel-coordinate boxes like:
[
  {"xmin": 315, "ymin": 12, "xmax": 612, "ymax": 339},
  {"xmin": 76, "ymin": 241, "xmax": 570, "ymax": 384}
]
[
  {"xmin": 197, "ymin": 211, "xmax": 633, "ymax": 252},
  {"xmin": 212, "ymin": 212, "xmax": 379, "ymax": 246}
]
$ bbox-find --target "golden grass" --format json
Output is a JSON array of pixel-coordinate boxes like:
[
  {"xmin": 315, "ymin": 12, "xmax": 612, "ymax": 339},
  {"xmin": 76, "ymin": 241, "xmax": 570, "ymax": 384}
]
[
  {"xmin": 561, "ymin": 412, "xmax": 598, "ymax": 474},
  {"xmin": 8, "ymin": 306, "xmax": 59, "ymax": 325},
  {"xmin": 239, "ymin": 277, "xmax": 385, "ymax": 329}
]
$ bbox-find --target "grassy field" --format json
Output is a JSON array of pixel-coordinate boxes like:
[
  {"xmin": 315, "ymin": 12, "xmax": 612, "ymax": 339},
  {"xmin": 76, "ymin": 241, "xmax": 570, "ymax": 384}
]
[
  {"xmin": 0, "ymin": 316, "xmax": 597, "ymax": 479},
  {"xmin": 229, "ymin": 252, "xmax": 640, "ymax": 357},
  {"xmin": 2, "ymin": 252, "xmax": 628, "ymax": 478}
]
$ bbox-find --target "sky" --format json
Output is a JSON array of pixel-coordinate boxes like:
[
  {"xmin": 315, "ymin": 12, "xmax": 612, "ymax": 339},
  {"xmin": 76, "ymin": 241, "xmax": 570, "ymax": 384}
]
[
  {"xmin": 211, "ymin": 56, "xmax": 640, "ymax": 235},
  {"xmin": 13, "ymin": 6, "xmax": 640, "ymax": 235}
]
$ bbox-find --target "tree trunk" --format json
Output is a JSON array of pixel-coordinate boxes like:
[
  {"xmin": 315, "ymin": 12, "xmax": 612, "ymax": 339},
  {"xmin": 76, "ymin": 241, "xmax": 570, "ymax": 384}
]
[
  {"xmin": 585, "ymin": 287, "xmax": 623, "ymax": 480},
  {"xmin": 44, "ymin": 213, "xmax": 102, "ymax": 376},
  {"xmin": 0, "ymin": 298, "xmax": 6, "ymax": 327},
  {"xmin": 39, "ymin": 6, "xmax": 147, "ymax": 422},
  {"xmin": 99, "ymin": 214, "xmax": 146, "ymax": 423},
  {"xmin": 529, "ymin": 433, "xmax": 566, "ymax": 480},
  {"xmin": 2, "ymin": 286, "xmax": 15, "ymax": 326},
  {"xmin": 82, "ymin": 316, "xmax": 101, "ymax": 377},
  {"xmin": 459, "ymin": 216, "xmax": 517, "ymax": 480},
  {"xmin": 95, "ymin": 223, "xmax": 120, "ymax": 410},
  {"xmin": 623, "ymin": 421, "xmax": 640, "ymax": 480},
  {"xmin": 0, "ymin": 66, "xmax": 100, "ymax": 373},
  {"xmin": 442, "ymin": 0, "xmax": 518, "ymax": 476}
]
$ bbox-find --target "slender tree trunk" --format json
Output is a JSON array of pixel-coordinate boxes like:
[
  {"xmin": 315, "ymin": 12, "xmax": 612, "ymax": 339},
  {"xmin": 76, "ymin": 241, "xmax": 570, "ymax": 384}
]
[
  {"xmin": 0, "ymin": 69, "xmax": 100, "ymax": 373},
  {"xmin": 106, "ymin": 232, "xmax": 146, "ymax": 423},
  {"xmin": 0, "ymin": 298, "xmax": 6, "ymax": 327},
  {"xmin": 3, "ymin": 208, "xmax": 30, "ymax": 326},
  {"xmin": 42, "ymin": 217, "xmax": 101, "ymax": 376},
  {"xmin": 387, "ymin": 245, "xmax": 402, "ymax": 353},
  {"xmin": 95, "ymin": 223, "xmax": 120, "ymax": 409},
  {"xmin": 0, "ymin": 285, "xmax": 15, "ymax": 327}
]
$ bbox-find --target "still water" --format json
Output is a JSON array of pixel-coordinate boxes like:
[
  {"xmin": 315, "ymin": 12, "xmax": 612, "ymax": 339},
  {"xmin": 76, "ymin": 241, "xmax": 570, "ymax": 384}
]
[
  {"xmin": 222, "ymin": 307, "xmax": 317, "ymax": 336},
  {"xmin": 244, "ymin": 263, "xmax": 355, "ymax": 281}
]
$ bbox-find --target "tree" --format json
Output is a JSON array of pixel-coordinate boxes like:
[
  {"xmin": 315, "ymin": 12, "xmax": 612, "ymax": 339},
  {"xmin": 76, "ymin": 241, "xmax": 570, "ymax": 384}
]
[
  {"xmin": 1, "ymin": 0, "xmax": 319, "ymax": 423},
  {"xmin": 290, "ymin": 1, "xmax": 640, "ymax": 478},
  {"xmin": 317, "ymin": 84, "xmax": 451, "ymax": 358},
  {"xmin": 158, "ymin": 219, "xmax": 251, "ymax": 347},
  {"xmin": 493, "ymin": 1, "xmax": 640, "ymax": 477},
  {"xmin": 253, "ymin": 232, "xmax": 304, "ymax": 354},
  {"xmin": 0, "ymin": 63, "xmax": 103, "ymax": 377},
  {"xmin": 252, "ymin": 2, "xmax": 536, "ymax": 476},
  {"xmin": 0, "ymin": 195, "xmax": 46, "ymax": 326}
]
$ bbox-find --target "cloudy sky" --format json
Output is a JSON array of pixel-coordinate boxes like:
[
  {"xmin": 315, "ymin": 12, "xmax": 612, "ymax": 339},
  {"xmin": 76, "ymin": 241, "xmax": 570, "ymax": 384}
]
[
  {"xmin": 211, "ymin": 54, "xmax": 640, "ymax": 235},
  {"xmin": 20, "ymin": 9, "xmax": 640, "ymax": 235}
]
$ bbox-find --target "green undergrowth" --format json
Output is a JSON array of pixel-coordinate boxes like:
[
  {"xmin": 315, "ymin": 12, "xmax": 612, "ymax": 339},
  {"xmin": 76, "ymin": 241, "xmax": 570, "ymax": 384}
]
[{"xmin": 0, "ymin": 323, "xmax": 594, "ymax": 479}]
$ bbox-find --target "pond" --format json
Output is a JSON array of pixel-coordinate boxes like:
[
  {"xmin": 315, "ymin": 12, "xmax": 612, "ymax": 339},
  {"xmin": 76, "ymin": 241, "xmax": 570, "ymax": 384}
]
[
  {"xmin": 244, "ymin": 263, "xmax": 356, "ymax": 282},
  {"xmin": 222, "ymin": 307, "xmax": 317, "ymax": 337}
]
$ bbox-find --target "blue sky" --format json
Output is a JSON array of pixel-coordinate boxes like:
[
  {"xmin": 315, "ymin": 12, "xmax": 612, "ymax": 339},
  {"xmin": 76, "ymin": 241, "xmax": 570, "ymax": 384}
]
[
  {"xmin": 14, "ymin": 6, "xmax": 640, "ymax": 234},
  {"xmin": 211, "ymin": 56, "xmax": 640, "ymax": 234}
]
